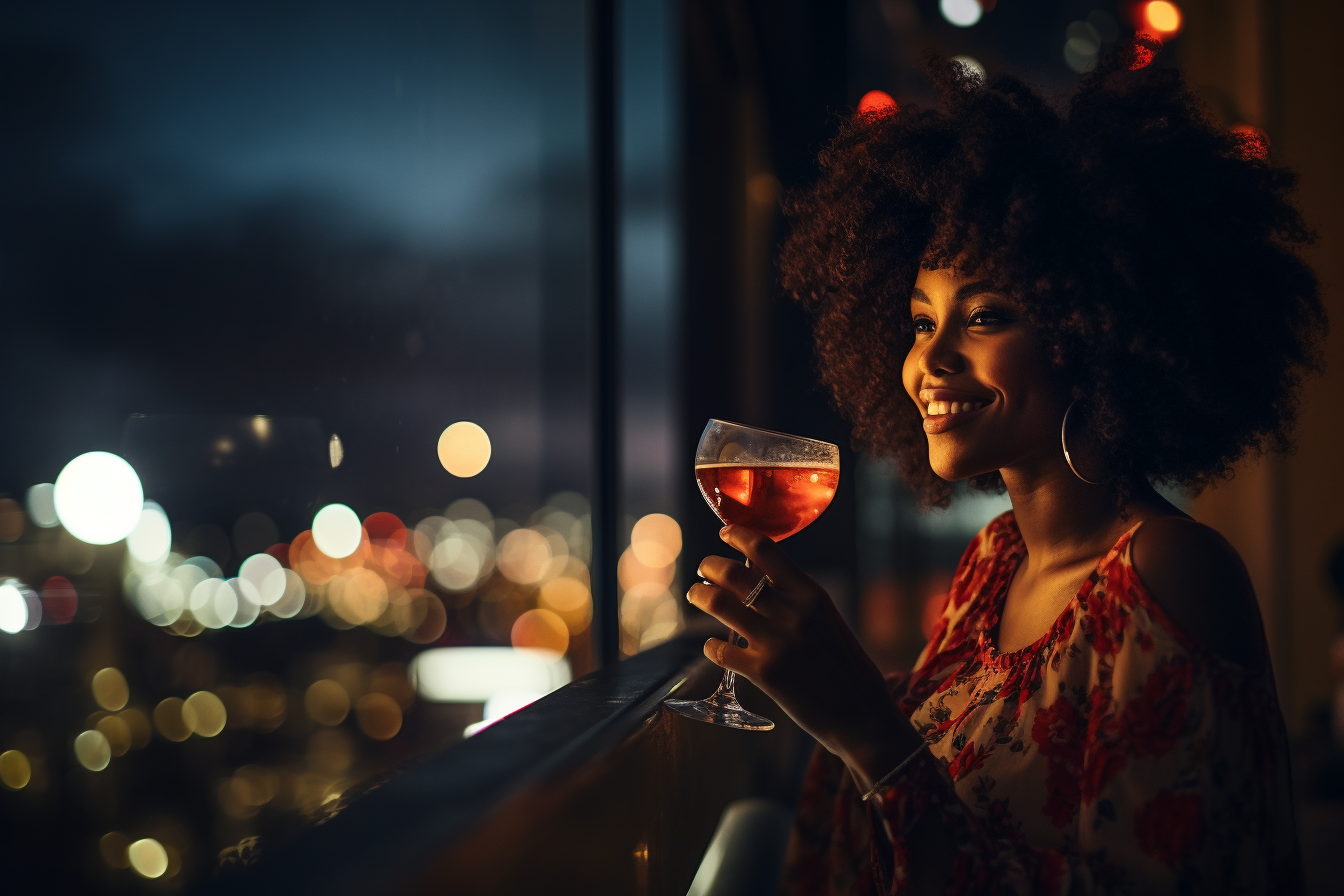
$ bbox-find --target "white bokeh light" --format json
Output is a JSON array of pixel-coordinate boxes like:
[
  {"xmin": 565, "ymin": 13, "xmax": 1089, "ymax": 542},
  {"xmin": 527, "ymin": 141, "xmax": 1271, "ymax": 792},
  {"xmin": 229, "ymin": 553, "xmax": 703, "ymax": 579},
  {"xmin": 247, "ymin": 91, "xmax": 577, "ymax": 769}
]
[
  {"xmin": 26, "ymin": 483, "xmax": 59, "ymax": 528},
  {"xmin": 939, "ymin": 0, "xmax": 982, "ymax": 27},
  {"xmin": 312, "ymin": 504, "xmax": 363, "ymax": 559},
  {"xmin": 0, "ymin": 580, "xmax": 29, "ymax": 634},
  {"xmin": 239, "ymin": 553, "xmax": 285, "ymax": 606},
  {"xmin": 127, "ymin": 502, "xmax": 172, "ymax": 565},
  {"xmin": 53, "ymin": 452, "xmax": 144, "ymax": 545}
]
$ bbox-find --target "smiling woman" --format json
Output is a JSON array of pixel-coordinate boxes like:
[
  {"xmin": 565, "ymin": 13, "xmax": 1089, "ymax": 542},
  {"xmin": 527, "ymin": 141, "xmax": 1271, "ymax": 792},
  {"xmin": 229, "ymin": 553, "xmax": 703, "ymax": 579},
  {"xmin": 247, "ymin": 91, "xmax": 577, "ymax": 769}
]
[{"xmin": 674, "ymin": 36, "xmax": 1326, "ymax": 896}]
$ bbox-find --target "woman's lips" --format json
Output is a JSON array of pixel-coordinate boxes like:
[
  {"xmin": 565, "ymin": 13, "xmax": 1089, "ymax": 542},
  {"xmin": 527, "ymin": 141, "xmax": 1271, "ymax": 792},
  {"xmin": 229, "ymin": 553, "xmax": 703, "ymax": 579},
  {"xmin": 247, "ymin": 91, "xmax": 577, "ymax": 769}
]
[{"xmin": 918, "ymin": 390, "xmax": 995, "ymax": 434}]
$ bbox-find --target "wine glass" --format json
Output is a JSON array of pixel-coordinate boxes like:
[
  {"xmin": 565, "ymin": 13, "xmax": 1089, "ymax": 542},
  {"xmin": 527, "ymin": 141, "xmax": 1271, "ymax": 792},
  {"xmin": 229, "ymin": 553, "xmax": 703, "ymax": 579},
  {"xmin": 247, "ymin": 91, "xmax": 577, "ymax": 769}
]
[{"xmin": 663, "ymin": 419, "xmax": 840, "ymax": 730}]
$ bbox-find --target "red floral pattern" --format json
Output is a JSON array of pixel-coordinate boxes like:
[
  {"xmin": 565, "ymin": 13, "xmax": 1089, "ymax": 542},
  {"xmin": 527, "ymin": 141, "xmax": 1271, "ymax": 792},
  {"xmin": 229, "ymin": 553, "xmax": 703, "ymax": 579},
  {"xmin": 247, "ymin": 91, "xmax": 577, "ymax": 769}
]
[{"xmin": 781, "ymin": 512, "xmax": 1303, "ymax": 895}]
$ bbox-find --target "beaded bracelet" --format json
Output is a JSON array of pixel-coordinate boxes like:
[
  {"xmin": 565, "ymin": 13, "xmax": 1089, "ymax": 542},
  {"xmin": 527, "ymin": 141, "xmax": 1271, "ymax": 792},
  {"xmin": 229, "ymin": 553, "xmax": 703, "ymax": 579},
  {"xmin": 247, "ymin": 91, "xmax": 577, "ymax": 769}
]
[{"xmin": 859, "ymin": 743, "xmax": 928, "ymax": 802}]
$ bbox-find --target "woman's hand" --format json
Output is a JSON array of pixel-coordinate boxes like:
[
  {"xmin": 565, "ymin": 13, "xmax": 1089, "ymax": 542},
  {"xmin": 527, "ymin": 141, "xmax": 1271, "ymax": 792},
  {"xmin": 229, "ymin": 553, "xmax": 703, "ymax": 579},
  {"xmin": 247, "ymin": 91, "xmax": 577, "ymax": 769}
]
[{"xmin": 689, "ymin": 525, "xmax": 923, "ymax": 786}]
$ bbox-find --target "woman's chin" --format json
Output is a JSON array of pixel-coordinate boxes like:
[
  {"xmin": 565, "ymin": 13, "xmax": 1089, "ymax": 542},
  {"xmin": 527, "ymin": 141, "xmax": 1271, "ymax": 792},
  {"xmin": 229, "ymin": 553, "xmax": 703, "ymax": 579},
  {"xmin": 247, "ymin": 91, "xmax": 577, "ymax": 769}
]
[{"xmin": 929, "ymin": 457, "xmax": 999, "ymax": 483}]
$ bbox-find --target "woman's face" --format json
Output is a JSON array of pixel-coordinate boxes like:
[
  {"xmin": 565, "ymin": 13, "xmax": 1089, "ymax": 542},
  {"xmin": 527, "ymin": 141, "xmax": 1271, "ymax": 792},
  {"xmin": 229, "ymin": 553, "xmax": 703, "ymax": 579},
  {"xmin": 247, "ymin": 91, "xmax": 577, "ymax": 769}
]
[{"xmin": 901, "ymin": 267, "xmax": 1066, "ymax": 482}]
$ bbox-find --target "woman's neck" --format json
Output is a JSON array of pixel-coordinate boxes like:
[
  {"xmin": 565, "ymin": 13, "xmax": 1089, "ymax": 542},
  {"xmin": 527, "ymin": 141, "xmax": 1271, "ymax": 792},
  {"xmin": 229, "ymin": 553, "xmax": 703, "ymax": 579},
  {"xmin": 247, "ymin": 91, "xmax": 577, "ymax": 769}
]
[{"xmin": 999, "ymin": 456, "xmax": 1173, "ymax": 571}]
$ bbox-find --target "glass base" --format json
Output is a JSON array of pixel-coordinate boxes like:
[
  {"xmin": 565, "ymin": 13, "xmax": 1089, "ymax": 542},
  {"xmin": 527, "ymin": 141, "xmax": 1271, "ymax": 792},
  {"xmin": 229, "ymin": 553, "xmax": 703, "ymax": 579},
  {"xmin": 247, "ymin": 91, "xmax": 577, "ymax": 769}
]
[{"xmin": 663, "ymin": 691, "xmax": 774, "ymax": 731}]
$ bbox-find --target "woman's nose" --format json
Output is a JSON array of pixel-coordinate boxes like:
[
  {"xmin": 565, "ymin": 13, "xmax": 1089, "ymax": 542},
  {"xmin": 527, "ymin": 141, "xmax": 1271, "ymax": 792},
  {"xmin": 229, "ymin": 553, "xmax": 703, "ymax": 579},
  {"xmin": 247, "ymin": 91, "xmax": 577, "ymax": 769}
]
[{"xmin": 919, "ymin": 329, "xmax": 964, "ymax": 377}]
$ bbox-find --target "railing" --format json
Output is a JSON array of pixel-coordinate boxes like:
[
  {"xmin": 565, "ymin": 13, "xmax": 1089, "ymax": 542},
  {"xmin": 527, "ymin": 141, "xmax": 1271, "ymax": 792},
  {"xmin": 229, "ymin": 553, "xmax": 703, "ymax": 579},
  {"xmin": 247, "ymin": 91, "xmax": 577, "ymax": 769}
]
[{"xmin": 204, "ymin": 635, "xmax": 813, "ymax": 895}]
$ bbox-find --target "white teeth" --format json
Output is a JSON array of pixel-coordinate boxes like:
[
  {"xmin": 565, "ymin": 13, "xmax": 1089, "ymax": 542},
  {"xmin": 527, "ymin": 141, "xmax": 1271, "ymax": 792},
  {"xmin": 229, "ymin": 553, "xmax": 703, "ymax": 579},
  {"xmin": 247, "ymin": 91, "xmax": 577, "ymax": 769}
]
[{"xmin": 926, "ymin": 399, "xmax": 989, "ymax": 416}]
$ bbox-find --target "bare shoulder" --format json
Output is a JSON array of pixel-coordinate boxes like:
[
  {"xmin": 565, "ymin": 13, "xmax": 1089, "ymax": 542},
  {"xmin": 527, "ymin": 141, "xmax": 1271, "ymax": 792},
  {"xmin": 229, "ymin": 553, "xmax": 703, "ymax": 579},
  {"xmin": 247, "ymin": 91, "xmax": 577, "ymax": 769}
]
[{"xmin": 1128, "ymin": 516, "xmax": 1268, "ymax": 670}]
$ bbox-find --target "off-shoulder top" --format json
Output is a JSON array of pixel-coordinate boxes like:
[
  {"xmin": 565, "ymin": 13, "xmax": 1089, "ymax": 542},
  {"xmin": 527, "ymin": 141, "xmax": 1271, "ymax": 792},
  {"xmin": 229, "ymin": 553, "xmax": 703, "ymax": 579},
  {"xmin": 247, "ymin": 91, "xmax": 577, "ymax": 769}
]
[{"xmin": 781, "ymin": 511, "xmax": 1302, "ymax": 895}]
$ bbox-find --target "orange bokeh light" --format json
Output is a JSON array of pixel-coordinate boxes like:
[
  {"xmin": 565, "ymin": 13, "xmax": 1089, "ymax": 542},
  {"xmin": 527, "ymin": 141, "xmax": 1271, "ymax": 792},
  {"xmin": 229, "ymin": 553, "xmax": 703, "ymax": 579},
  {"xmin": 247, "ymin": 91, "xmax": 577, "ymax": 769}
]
[
  {"xmin": 857, "ymin": 90, "xmax": 898, "ymax": 117},
  {"xmin": 1143, "ymin": 1, "xmax": 1181, "ymax": 36},
  {"xmin": 511, "ymin": 608, "xmax": 570, "ymax": 654}
]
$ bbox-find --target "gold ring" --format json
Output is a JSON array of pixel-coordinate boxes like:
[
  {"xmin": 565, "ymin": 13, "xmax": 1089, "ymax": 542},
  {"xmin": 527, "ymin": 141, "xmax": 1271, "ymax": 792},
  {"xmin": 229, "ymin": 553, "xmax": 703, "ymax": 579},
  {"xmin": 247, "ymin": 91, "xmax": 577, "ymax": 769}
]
[{"xmin": 743, "ymin": 576, "xmax": 768, "ymax": 608}]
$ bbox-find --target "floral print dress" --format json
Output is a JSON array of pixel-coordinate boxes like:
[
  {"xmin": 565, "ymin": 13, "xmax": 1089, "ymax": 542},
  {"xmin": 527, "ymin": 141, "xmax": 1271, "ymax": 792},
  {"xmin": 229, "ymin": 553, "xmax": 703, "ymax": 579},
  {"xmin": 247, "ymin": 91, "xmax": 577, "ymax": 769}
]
[{"xmin": 782, "ymin": 512, "xmax": 1302, "ymax": 895}]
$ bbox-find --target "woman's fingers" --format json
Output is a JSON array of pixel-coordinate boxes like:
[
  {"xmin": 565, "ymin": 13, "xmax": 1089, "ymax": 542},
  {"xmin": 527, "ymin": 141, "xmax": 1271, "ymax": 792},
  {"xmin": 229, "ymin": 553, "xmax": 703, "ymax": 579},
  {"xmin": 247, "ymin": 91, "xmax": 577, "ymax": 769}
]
[
  {"xmin": 687, "ymin": 582, "xmax": 764, "ymax": 637},
  {"xmin": 696, "ymin": 554, "xmax": 764, "ymax": 598},
  {"xmin": 703, "ymin": 637, "xmax": 753, "ymax": 674},
  {"xmin": 719, "ymin": 525, "xmax": 810, "ymax": 590}
]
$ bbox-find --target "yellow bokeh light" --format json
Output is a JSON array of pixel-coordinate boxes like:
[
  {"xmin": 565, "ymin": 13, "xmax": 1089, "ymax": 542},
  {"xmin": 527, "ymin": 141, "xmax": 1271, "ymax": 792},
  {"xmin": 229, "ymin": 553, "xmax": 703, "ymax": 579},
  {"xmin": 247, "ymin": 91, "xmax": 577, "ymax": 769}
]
[
  {"xmin": 355, "ymin": 692, "xmax": 403, "ymax": 740},
  {"xmin": 305, "ymin": 679, "xmax": 350, "ymax": 726},
  {"xmin": 1144, "ymin": 0, "xmax": 1181, "ymax": 34},
  {"xmin": 96, "ymin": 715, "xmax": 132, "ymax": 757},
  {"xmin": 630, "ymin": 513, "xmax": 682, "ymax": 568},
  {"xmin": 74, "ymin": 730, "xmax": 112, "ymax": 771},
  {"xmin": 153, "ymin": 698, "xmax": 191, "ymax": 742},
  {"xmin": 0, "ymin": 749, "xmax": 31, "ymax": 789},
  {"xmin": 182, "ymin": 691, "xmax": 227, "ymax": 737},
  {"xmin": 496, "ymin": 528, "xmax": 552, "ymax": 585},
  {"xmin": 128, "ymin": 838, "xmax": 169, "ymax": 879},
  {"xmin": 617, "ymin": 545, "xmax": 675, "ymax": 591},
  {"xmin": 91, "ymin": 667, "xmax": 130, "ymax": 711},
  {"xmin": 99, "ymin": 832, "xmax": 131, "ymax": 869},
  {"xmin": 437, "ymin": 421, "xmax": 491, "ymax": 477},
  {"xmin": 329, "ymin": 567, "xmax": 389, "ymax": 625},
  {"xmin": 538, "ymin": 577, "xmax": 593, "ymax": 634},
  {"xmin": 119, "ymin": 708, "xmax": 153, "ymax": 749}
]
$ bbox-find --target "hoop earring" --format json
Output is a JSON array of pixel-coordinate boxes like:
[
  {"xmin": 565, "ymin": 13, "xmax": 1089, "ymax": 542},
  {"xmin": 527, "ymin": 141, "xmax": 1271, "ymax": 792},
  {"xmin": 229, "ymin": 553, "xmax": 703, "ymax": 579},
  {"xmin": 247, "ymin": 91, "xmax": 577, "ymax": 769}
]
[{"xmin": 1061, "ymin": 399, "xmax": 1115, "ymax": 485}]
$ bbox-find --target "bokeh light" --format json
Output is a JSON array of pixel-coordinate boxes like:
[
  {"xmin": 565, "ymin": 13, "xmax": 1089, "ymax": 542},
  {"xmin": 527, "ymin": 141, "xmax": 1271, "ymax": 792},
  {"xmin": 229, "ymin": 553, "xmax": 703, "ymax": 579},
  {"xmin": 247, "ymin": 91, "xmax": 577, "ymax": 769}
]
[
  {"xmin": 96, "ymin": 715, "xmax": 133, "ymax": 756},
  {"xmin": 128, "ymin": 838, "xmax": 169, "ymax": 879},
  {"xmin": 25, "ymin": 483, "xmax": 59, "ymax": 529},
  {"xmin": 226, "ymin": 578, "xmax": 262, "ymax": 627},
  {"xmin": 92, "ymin": 667, "xmax": 130, "ymax": 711},
  {"xmin": 153, "ymin": 698, "xmax": 191, "ymax": 742},
  {"xmin": 1063, "ymin": 21, "xmax": 1102, "ymax": 72},
  {"xmin": 538, "ymin": 576, "xmax": 593, "ymax": 634},
  {"xmin": 182, "ymin": 691, "xmax": 227, "ymax": 737},
  {"xmin": 100, "ymin": 832, "xmax": 131, "ymax": 869},
  {"xmin": 856, "ymin": 89, "xmax": 897, "ymax": 117},
  {"xmin": 0, "ymin": 498, "xmax": 23, "ymax": 542},
  {"xmin": 53, "ymin": 451, "xmax": 144, "ymax": 545},
  {"xmin": 950, "ymin": 54, "xmax": 985, "ymax": 80},
  {"xmin": 74, "ymin": 729, "xmax": 112, "ymax": 771},
  {"xmin": 630, "ymin": 513, "xmax": 682, "ymax": 568},
  {"xmin": 41, "ymin": 576, "xmax": 78, "ymax": 624},
  {"xmin": 355, "ymin": 693, "xmax": 403, "ymax": 740},
  {"xmin": 410, "ymin": 647, "xmax": 571, "ymax": 702},
  {"xmin": 239, "ymin": 553, "xmax": 286, "ymax": 606},
  {"xmin": 0, "ymin": 580, "xmax": 29, "ymax": 634},
  {"xmin": 939, "ymin": 0, "xmax": 982, "ymax": 28},
  {"xmin": 312, "ymin": 504, "xmax": 364, "ymax": 559},
  {"xmin": 127, "ymin": 502, "xmax": 172, "ymax": 565},
  {"xmin": 437, "ymin": 421, "xmax": 492, "ymax": 477},
  {"xmin": 496, "ymin": 528, "xmax": 552, "ymax": 584},
  {"xmin": 511, "ymin": 608, "xmax": 569, "ymax": 653},
  {"xmin": 305, "ymin": 679, "xmax": 351, "ymax": 726},
  {"xmin": 1230, "ymin": 123, "xmax": 1270, "ymax": 161},
  {"xmin": 1143, "ymin": 1, "xmax": 1181, "ymax": 36},
  {"xmin": 0, "ymin": 749, "xmax": 31, "ymax": 789},
  {"xmin": 190, "ymin": 578, "xmax": 236, "ymax": 629}
]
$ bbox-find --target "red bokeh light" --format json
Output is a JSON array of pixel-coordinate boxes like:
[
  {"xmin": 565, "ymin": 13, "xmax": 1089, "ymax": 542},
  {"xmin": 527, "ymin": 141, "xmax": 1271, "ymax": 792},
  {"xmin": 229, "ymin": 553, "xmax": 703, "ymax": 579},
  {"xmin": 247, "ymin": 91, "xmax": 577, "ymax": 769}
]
[
  {"xmin": 41, "ymin": 576, "xmax": 78, "ymax": 624},
  {"xmin": 1229, "ymin": 123, "xmax": 1270, "ymax": 161},
  {"xmin": 363, "ymin": 511, "xmax": 407, "ymax": 549},
  {"xmin": 1128, "ymin": 34, "xmax": 1163, "ymax": 69},
  {"xmin": 857, "ymin": 89, "xmax": 898, "ymax": 117}
]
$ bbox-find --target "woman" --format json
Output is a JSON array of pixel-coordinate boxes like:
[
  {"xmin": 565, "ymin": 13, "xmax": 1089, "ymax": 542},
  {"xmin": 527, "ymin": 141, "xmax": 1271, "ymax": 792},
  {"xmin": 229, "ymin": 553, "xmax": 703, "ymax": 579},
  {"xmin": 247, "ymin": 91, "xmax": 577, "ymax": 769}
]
[{"xmin": 687, "ymin": 41, "xmax": 1322, "ymax": 894}]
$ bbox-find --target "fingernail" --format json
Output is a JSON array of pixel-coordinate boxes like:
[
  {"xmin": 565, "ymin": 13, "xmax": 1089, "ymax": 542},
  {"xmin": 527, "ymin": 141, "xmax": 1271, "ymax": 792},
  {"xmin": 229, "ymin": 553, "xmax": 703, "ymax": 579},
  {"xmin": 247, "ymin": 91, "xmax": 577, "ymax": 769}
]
[{"xmin": 719, "ymin": 525, "xmax": 731, "ymax": 538}]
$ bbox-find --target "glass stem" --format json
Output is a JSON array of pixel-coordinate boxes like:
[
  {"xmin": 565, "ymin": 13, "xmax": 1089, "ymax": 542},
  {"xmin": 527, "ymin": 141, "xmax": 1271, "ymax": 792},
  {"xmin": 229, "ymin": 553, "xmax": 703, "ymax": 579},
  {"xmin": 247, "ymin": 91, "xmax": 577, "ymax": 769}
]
[{"xmin": 710, "ymin": 556, "xmax": 749, "ymax": 706}]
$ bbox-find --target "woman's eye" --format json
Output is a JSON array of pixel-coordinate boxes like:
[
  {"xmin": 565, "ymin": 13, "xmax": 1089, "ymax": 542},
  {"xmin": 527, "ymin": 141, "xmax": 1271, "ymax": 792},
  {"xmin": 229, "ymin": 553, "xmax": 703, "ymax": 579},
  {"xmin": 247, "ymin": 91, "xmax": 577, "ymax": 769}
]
[
  {"xmin": 968, "ymin": 308, "xmax": 1009, "ymax": 327},
  {"xmin": 911, "ymin": 316, "xmax": 935, "ymax": 334}
]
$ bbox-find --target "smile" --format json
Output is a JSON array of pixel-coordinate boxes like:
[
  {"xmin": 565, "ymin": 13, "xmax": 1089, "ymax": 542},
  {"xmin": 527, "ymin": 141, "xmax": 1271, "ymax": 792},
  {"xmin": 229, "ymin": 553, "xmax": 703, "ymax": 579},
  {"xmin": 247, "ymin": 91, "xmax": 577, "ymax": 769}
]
[{"xmin": 918, "ymin": 389, "xmax": 995, "ymax": 434}]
